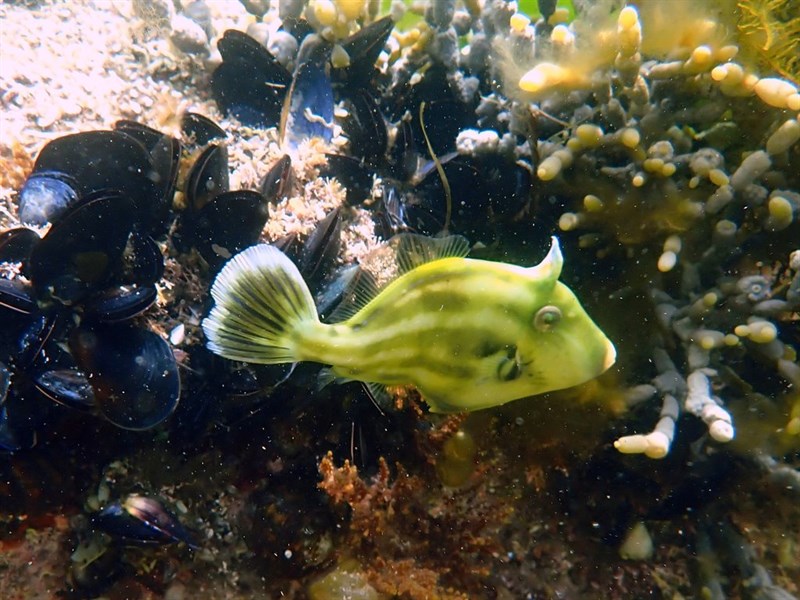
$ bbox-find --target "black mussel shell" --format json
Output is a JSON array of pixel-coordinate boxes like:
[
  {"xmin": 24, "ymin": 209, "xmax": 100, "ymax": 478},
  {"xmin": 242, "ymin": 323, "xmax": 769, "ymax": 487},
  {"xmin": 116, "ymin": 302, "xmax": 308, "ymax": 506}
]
[
  {"xmin": 0, "ymin": 278, "xmax": 36, "ymax": 315},
  {"xmin": 113, "ymin": 120, "xmax": 168, "ymax": 147},
  {"xmin": 18, "ymin": 170, "xmax": 80, "ymax": 226},
  {"xmin": 34, "ymin": 368, "xmax": 95, "ymax": 411},
  {"xmin": 271, "ymin": 231, "xmax": 300, "ymax": 256},
  {"xmin": 1, "ymin": 361, "xmax": 10, "ymax": 403},
  {"xmin": 32, "ymin": 130, "xmax": 164, "ymax": 231},
  {"xmin": 280, "ymin": 16, "xmax": 315, "ymax": 44},
  {"xmin": 405, "ymin": 153, "xmax": 489, "ymax": 236},
  {"xmin": 260, "ymin": 154, "xmax": 293, "ymax": 203},
  {"xmin": 29, "ymin": 191, "xmax": 135, "ymax": 304},
  {"xmin": 486, "ymin": 158, "xmax": 533, "ymax": 221},
  {"xmin": 180, "ymin": 112, "xmax": 227, "ymax": 147},
  {"xmin": 298, "ymin": 207, "xmax": 342, "ymax": 288},
  {"xmin": 316, "ymin": 263, "xmax": 359, "ymax": 319},
  {"xmin": 121, "ymin": 232, "xmax": 164, "ymax": 286},
  {"xmin": 336, "ymin": 16, "xmax": 394, "ymax": 87},
  {"xmin": 68, "ymin": 537, "xmax": 123, "ymax": 593},
  {"xmin": 212, "ymin": 29, "xmax": 292, "ymax": 127},
  {"xmin": 0, "ymin": 283, "xmax": 37, "ymax": 363},
  {"xmin": 69, "ymin": 324, "xmax": 180, "ymax": 430},
  {"xmin": 0, "ymin": 411, "xmax": 21, "ymax": 453},
  {"xmin": 320, "ymin": 154, "xmax": 373, "ymax": 206},
  {"xmin": 185, "ymin": 142, "xmax": 229, "ymax": 211},
  {"xmin": 92, "ymin": 494, "xmax": 198, "ymax": 548},
  {"xmin": 387, "ymin": 63, "xmax": 477, "ymax": 157},
  {"xmin": 114, "ymin": 121, "xmax": 181, "ymax": 217},
  {"xmin": 83, "ymin": 285, "xmax": 157, "ymax": 323},
  {"xmin": 388, "ymin": 119, "xmax": 418, "ymax": 181},
  {"xmin": 15, "ymin": 311, "xmax": 58, "ymax": 369},
  {"xmin": 0, "ymin": 361, "xmax": 19, "ymax": 452},
  {"xmin": 0, "ymin": 227, "xmax": 40, "ymax": 264},
  {"xmin": 281, "ymin": 37, "xmax": 334, "ymax": 149},
  {"xmin": 189, "ymin": 189, "xmax": 269, "ymax": 266},
  {"xmin": 341, "ymin": 90, "xmax": 388, "ymax": 164},
  {"xmin": 372, "ymin": 181, "xmax": 407, "ymax": 238}
]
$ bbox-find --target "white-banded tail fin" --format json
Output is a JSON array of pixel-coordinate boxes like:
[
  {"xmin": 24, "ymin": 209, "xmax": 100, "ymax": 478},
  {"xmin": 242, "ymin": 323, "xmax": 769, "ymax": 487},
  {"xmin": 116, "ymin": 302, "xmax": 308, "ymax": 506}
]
[{"xmin": 202, "ymin": 244, "xmax": 318, "ymax": 364}]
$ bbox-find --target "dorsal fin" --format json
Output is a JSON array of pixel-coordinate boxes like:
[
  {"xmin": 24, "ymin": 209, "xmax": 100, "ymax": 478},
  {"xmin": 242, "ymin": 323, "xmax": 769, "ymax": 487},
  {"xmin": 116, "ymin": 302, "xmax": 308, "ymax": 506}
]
[
  {"xmin": 325, "ymin": 233, "xmax": 470, "ymax": 323},
  {"xmin": 390, "ymin": 233, "xmax": 470, "ymax": 275},
  {"xmin": 325, "ymin": 267, "xmax": 380, "ymax": 322}
]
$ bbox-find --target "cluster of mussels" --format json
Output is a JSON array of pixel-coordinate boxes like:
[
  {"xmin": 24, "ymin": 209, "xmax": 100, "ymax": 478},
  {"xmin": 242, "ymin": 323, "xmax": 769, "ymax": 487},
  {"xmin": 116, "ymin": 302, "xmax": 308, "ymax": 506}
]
[
  {"xmin": 0, "ymin": 113, "xmax": 275, "ymax": 445},
  {"xmin": 2, "ymin": 0, "xmax": 800, "ymax": 596}
]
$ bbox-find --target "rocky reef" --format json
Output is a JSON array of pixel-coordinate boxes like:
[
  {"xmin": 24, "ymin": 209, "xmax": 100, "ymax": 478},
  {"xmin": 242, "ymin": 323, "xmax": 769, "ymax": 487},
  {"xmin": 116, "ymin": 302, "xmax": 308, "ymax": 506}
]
[{"xmin": 1, "ymin": 0, "xmax": 799, "ymax": 598}]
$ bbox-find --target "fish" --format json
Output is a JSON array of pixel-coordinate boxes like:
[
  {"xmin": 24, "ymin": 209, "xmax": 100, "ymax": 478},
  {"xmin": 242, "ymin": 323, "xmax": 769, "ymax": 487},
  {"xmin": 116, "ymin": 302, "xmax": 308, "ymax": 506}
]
[{"xmin": 201, "ymin": 233, "xmax": 616, "ymax": 413}]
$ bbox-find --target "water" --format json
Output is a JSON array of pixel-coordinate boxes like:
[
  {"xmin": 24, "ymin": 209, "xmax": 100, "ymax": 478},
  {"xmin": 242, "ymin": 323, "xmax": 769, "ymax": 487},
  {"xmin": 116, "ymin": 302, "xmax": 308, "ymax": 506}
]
[{"xmin": 1, "ymin": 0, "xmax": 799, "ymax": 597}]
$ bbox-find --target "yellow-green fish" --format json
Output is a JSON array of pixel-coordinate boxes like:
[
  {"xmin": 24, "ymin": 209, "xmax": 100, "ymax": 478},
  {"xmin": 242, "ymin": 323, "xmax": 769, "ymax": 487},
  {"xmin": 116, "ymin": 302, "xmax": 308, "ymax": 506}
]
[{"xmin": 202, "ymin": 234, "xmax": 616, "ymax": 412}]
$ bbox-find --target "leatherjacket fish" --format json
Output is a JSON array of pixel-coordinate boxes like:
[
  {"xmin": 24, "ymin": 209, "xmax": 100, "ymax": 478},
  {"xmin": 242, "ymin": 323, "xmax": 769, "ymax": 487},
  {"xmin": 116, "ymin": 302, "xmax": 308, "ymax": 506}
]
[{"xmin": 202, "ymin": 234, "xmax": 616, "ymax": 412}]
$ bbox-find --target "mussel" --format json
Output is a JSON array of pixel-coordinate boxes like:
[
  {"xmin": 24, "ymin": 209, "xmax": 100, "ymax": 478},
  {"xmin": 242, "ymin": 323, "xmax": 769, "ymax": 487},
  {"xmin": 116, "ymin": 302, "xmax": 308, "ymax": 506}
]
[
  {"xmin": 92, "ymin": 494, "xmax": 198, "ymax": 548},
  {"xmin": 0, "ymin": 227, "xmax": 39, "ymax": 265},
  {"xmin": 69, "ymin": 324, "xmax": 180, "ymax": 430},
  {"xmin": 280, "ymin": 36, "xmax": 334, "ymax": 149},
  {"xmin": 28, "ymin": 191, "xmax": 136, "ymax": 304},
  {"xmin": 17, "ymin": 170, "xmax": 80, "ymax": 226},
  {"xmin": 211, "ymin": 29, "xmax": 292, "ymax": 127}
]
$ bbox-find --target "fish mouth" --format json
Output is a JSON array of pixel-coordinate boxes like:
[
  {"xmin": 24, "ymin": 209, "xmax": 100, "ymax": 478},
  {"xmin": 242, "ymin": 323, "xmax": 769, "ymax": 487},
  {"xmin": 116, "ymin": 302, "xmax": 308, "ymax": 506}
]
[{"xmin": 602, "ymin": 338, "xmax": 617, "ymax": 372}]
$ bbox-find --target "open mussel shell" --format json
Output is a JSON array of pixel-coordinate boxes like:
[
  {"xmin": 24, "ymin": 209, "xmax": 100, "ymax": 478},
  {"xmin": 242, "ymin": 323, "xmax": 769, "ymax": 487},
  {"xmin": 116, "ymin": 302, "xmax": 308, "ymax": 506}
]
[
  {"xmin": 189, "ymin": 189, "xmax": 269, "ymax": 266},
  {"xmin": 92, "ymin": 494, "xmax": 198, "ymax": 549},
  {"xmin": 260, "ymin": 154, "xmax": 293, "ymax": 203},
  {"xmin": 18, "ymin": 170, "xmax": 80, "ymax": 226},
  {"xmin": 185, "ymin": 142, "xmax": 229, "ymax": 211},
  {"xmin": 32, "ymin": 130, "xmax": 165, "ymax": 231},
  {"xmin": 341, "ymin": 90, "xmax": 388, "ymax": 163},
  {"xmin": 298, "ymin": 207, "xmax": 342, "ymax": 288},
  {"xmin": 180, "ymin": 112, "xmax": 227, "ymax": 147},
  {"xmin": 69, "ymin": 324, "xmax": 180, "ymax": 430},
  {"xmin": 211, "ymin": 29, "xmax": 292, "ymax": 127},
  {"xmin": 29, "ymin": 191, "xmax": 135, "ymax": 305},
  {"xmin": 82, "ymin": 285, "xmax": 157, "ymax": 323},
  {"xmin": 280, "ymin": 37, "xmax": 334, "ymax": 149},
  {"xmin": 0, "ymin": 227, "xmax": 40, "ymax": 264}
]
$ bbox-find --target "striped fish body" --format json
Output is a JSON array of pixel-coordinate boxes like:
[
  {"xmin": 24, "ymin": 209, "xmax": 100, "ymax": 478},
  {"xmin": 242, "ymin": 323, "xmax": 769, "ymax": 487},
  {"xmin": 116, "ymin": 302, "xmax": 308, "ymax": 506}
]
[{"xmin": 203, "ymin": 235, "xmax": 616, "ymax": 413}]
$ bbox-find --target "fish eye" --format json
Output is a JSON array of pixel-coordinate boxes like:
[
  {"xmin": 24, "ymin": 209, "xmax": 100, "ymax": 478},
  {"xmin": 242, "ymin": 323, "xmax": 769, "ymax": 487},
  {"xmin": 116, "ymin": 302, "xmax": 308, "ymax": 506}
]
[{"xmin": 534, "ymin": 305, "xmax": 562, "ymax": 332}]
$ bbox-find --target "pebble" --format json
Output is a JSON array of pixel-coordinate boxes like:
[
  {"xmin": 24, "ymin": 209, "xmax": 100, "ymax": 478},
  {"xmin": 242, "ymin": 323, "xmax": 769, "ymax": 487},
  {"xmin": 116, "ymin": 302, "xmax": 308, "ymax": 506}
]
[
  {"xmin": 37, "ymin": 105, "xmax": 63, "ymax": 128},
  {"xmin": 171, "ymin": 14, "xmax": 210, "ymax": 55}
]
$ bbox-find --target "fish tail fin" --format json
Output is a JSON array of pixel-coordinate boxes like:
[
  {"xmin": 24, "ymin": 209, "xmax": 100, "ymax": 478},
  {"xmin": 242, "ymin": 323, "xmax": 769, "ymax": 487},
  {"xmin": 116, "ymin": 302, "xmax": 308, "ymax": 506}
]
[{"xmin": 202, "ymin": 244, "xmax": 319, "ymax": 364}]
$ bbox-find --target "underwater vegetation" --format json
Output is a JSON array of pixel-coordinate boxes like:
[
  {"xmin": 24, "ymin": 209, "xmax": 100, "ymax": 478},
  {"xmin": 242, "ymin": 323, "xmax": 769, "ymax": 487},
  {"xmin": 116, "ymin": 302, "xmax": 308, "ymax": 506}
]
[{"xmin": 1, "ymin": 0, "xmax": 800, "ymax": 598}]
